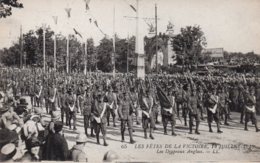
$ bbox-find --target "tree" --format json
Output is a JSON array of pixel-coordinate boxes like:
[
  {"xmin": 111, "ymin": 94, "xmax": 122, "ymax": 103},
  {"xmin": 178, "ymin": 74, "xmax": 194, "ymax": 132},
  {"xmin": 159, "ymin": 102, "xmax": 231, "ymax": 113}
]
[
  {"xmin": 96, "ymin": 37, "xmax": 113, "ymax": 72},
  {"xmin": 0, "ymin": 0, "xmax": 23, "ymax": 18},
  {"xmin": 171, "ymin": 25, "xmax": 207, "ymax": 69}
]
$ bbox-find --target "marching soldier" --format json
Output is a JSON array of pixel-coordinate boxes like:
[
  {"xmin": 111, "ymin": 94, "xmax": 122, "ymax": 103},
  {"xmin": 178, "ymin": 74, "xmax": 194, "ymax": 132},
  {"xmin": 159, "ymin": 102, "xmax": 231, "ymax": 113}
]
[
  {"xmin": 82, "ymin": 87, "xmax": 95, "ymax": 137},
  {"xmin": 140, "ymin": 88, "xmax": 155, "ymax": 139},
  {"xmin": 130, "ymin": 87, "xmax": 140, "ymax": 125},
  {"xmin": 105, "ymin": 86, "xmax": 117, "ymax": 127},
  {"xmin": 244, "ymin": 88, "xmax": 260, "ymax": 132},
  {"xmin": 161, "ymin": 89, "xmax": 177, "ymax": 136},
  {"xmin": 187, "ymin": 88, "xmax": 200, "ymax": 134},
  {"xmin": 34, "ymin": 80, "xmax": 42, "ymax": 108},
  {"xmin": 92, "ymin": 90, "xmax": 109, "ymax": 146},
  {"xmin": 218, "ymin": 87, "xmax": 230, "ymax": 126},
  {"xmin": 65, "ymin": 88, "xmax": 77, "ymax": 130},
  {"xmin": 118, "ymin": 90, "xmax": 136, "ymax": 144},
  {"xmin": 205, "ymin": 87, "xmax": 223, "ymax": 133},
  {"xmin": 48, "ymin": 83, "xmax": 57, "ymax": 116}
]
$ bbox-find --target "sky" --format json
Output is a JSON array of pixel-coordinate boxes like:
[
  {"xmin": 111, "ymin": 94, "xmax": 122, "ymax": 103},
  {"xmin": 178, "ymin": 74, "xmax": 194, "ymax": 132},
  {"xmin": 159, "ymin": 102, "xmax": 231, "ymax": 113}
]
[{"xmin": 0, "ymin": 0, "xmax": 260, "ymax": 54}]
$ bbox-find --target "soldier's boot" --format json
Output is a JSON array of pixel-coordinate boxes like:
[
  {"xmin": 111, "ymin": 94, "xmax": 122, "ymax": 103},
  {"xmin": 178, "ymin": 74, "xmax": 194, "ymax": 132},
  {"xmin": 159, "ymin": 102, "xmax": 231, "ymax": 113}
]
[
  {"xmin": 103, "ymin": 136, "xmax": 108, "ymax": 146},
  {"xmin": 129, "ymin": 129, "xmax": 136, "ymax": 144},
  {"xmin": 217, "ymin": 123, "xmax": 223, "ymax": 133},
  {"xmin": 195, "ymin": 121, "xmax": 200, "ymax": 135},
  {"xmin": 224, "ymin": 115, "xmax": 230, "ymax": 126},
  {"xmin": 163, "ymin": 126, "xmax": 167, "ymax": 135},
  {"xmin": 96, "ymin": 134, "xmax": 100, "ymax": 144},
  {"xmin": 255, "ymin": 122, "xmax": 259, "ymax": 132},
  {"xmin": 189, "ymin": 121, "xmax": 193, "ymax": 134},
  {"xmin": 244, "ymin": 122, "xmax": 248, "ymax": 131},
  {"xmin": 240, "ymin": 114, "xmax": 244, "ymax": 124},
  {"xmin": 113, "ymin": 117, "xmax": 116, "ymax": 127},
  {"xmin": 121, "ymin": 130, "xmax": 125, "ymax": 142},
  {"xmin": 90, "ymin": 128, "xmax": 95, "ymax": 137},
  {"xmin": 209, "ymin": 123, "xmax": 213, "ymax": 133},
  {"xmin": 184, "ymin": 117, "xmax": 187, "ymax": 126},
  {"xmin": 144, "ymin": 130, "xmax": 147, "ymax": 139},
  {"xmin": 171, "ymin": 125, "xmax": 177, "ymax": 136},
  {"xmin": 149, "ymin": 128, "xmax": 154, "ymax": 140},
  {"xmin": 107, "ymin": 117, "xmax": 110, "ymax": 126}
]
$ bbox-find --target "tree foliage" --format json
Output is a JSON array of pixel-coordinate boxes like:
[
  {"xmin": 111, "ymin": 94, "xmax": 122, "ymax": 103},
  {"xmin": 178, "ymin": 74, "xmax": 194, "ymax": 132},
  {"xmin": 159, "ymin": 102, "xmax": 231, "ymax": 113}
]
[
  {"xmin": 0, "ymin": 0, "xmax": 23, "ymax": 18},
  {"xmin": 171, "ymin": 25, "xmax": 207, "ymax": 67}
]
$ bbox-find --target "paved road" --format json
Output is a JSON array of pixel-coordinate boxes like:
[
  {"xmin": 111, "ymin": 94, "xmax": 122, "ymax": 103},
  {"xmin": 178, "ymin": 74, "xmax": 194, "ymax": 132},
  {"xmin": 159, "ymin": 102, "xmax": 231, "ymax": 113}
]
[{"xmin": 24, "ymin": 96, "xmax": 260, "ymax": 162}]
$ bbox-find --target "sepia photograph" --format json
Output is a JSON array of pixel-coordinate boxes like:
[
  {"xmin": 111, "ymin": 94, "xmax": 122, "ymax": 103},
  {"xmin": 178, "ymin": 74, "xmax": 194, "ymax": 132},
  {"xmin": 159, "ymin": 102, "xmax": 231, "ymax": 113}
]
[{"xmin": 0, "ymin": 0, "xmax": 260, "ymax": 162}]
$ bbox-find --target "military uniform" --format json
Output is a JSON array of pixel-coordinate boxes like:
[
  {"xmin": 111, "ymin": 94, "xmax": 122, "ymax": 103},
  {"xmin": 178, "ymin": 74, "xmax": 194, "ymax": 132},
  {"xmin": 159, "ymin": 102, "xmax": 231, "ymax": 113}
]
[
  {"xmin": 105, "ymin": 87, "xmax": 117, "ymax": 127},
  {"xmin": 244, "ymin": 89, "xmax": 259, "ymax": 132},
  {"xmin": 140, "ymin": 90, "xmax": 155, "ymax": 139},
  {"xmin": 82, "ymin": 89, "xmax": 95, "ymax": 137},
  {"xmin": 187, "ymin": 90, "xmax": 200, "ymax": 134},
  {"xmin": 92, "ymin": 96, "xmax": 109, "ymax": 146},
  {"xmin": 205, "ymin": 89, "xmax": 223, "ymax": 133},
  {"xmin": 118, "ymin": 92, "xmax": 135, "ymax": 143},
  {"xmin": 65, "ymin": 89, "xmax": 77, "ymax": 130}
]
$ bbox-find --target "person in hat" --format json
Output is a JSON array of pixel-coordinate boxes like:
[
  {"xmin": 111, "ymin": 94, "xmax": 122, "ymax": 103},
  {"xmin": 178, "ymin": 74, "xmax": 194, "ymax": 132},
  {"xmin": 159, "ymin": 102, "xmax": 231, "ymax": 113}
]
[
  {"xmin": 82, "ymin": 87, "xmax": 95, "ymax": 137},
  {"xmin": 65, "ymin": 87, "xmax": 77, "ymax": 130},
  {"xmin": 140, "ymin": 88, "xmax": 155, "ymax": 139},
  {"xmin": 244, "ymin": 88, "xmax": 260, "ymax": 132},
  {"xmin": 69, "ymin": 132, "xmax": 88, "ymax": 162},
  {"xmin": 21, "ymin": 114, "xmax": 40, "ymax": 151},
  {"xmin": 218, "ymin": 87, "xmax": 230, "ymax": 126},
  {"xmin": 129, "ymin": 87, "xmax": 141, "ymax": 125},
  {"xmin": 48, "ymin": 83, "xmax": 57, "ymax": 115},
  {"xmin": 105, "ymin": 86, "xmax": 117, "ymax": 127},
  {"xmin": 15, "ymin": 98, "xmax": 28, "ymax": 116},
  {"xmin": 92, "ymin": 90, "xmax": 109, "ymax": 146},
  {"xmin": 205, "ymin": 87, "xmax": 223, "ymax": 133},
  {"xmin": 34, "ymin": 80, "xmax": 43, "ymax": 108},
  {"xmin": 118, "ymin": 90, "xmax": 136, "ymax": 144},
  {"xmin": 187, "ymin": 88, "xmax": 200, "ymax": 134},
  {"xmin": 42, "ymin": 121, "xmax": 69, "ymax": 161},
  {"xmin": 0, "ymin": 98, "xmax": 24, "ymax": 130}
]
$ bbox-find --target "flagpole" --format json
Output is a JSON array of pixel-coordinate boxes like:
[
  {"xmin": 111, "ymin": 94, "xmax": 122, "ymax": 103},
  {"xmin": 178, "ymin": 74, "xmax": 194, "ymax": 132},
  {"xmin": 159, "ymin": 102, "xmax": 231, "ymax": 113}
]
[
  {"xmin": 127, "ymin": 33, "xmax": 129, "ymax": 74},
  {"xmin": 43, "ymin": 24, "xmax": 46, "ymax": 73},
  {"xmin": 53, "ymin": 16, "xmax": 57, "ymax": 72},
  {"xmin": 84, "ymin": 39, "xmax": 87, "ymax": 75},
  {"xmin": 67, "ymin": 35, "xmax": 69, "ymax": 74},
  {"xmin": 20, "ymin": 25, "xmax": 23, "ymax": 69},
  {"xmin": 112, "ymin": 5, "xmax": 116, "ymax": 78},
  {"xmin": 155, "ymin": 3, "xmax": 158, "ymax": 74}
]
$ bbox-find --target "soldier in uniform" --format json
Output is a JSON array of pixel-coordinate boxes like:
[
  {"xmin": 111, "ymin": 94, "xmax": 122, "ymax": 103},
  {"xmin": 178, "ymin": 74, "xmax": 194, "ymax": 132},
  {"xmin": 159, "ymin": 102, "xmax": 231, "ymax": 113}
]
[
  {"xmin": 244, "ymin": 88, "xmax": 259, "ymax": 132},
  {"xmin": 140, "ymin": 88, "xmax": 155, "ymax": 139},
  {"xmin": 187, "ymin": 88, "xmax": 200, "ymax": 134},
  {"xmin": 92, "ymin": 90, "xmax": 109, "ymax": 146},
  {"xmin": 182, "ymin": 84, "xmax": 190, "ymax": 126},
  {"xmin": 130, "ymin": 87, "xmax": 140, "ymax": 125},
  {"xmin": 205, "ymin": 87, "xmax": 223, "ymax": 133},
  {"xmin": 105, "ymin": 86, "xmax": 117, "ymax": 127},
  {"xmin": 76, "ymin": 81, "xmax": 85, "ymax": 115},
  {"xmin": 48, "ymin": 83, "xmax": 57, "ymax": 116},
  {"xmin": 65, "ymin": 88, "xmax": 77, "ymax": 130},
  {"xmin": 118, "ymin": 90, "xmax": 136, "ymax": 144},
  {"xmin": 82, "ymin": 87, "xmax": 95, "ymax": 137},
  {"xmin": 161, "ymin": 89, "xmax": 177, "ymax": 136},
  {"xmin": 218, "ymin": 87, "xmax": 230, "ymax": 126},
  {"xmin": 34, "ymin": 80, "xmax": 42, "ymax": 108}
]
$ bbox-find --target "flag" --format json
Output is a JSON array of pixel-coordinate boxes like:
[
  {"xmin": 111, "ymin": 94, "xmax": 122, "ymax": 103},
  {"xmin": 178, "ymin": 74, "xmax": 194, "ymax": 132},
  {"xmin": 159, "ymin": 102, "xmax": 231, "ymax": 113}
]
[
  {"xmin": 84, "ymin": 0, "xmax": 91, "ymax": 10},
  {"xmin": 89, "ymin": 18, "xmax": 92, "ymax": 23},
  {"xmin": 52, "ymin": 16, "xmax": 58, "ymax": 25},
  {"xmin": 94, "ymin": 20, "xmax": 98, "ymax": 27},
  {"xmin": 130, "ymin": 4, "xmax": 136, "ymax": 12},
  {"xmin": 156, "ymin": 86, "xmax": 172, "ymax": 108},
  {"xmin": 65, "ymin": 8, "xmax": 71, "ymax": 18},
  {"xmin": 73, "ymin": 28, "xmax": 83, "ymax": 38}
]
